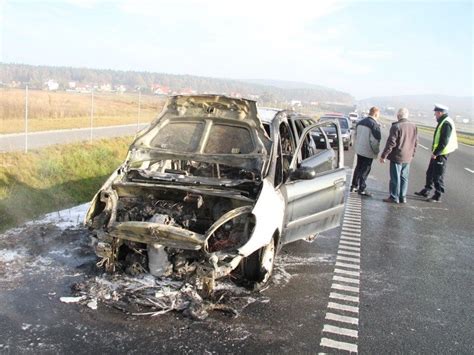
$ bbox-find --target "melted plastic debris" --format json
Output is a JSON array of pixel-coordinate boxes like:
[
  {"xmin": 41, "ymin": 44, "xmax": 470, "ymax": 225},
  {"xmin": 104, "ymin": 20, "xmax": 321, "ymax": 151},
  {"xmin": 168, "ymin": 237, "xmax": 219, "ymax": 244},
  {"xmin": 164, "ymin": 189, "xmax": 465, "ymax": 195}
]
[{"xmin": 65, "ymin": 273, "xmax": 269, "ymax": 320}]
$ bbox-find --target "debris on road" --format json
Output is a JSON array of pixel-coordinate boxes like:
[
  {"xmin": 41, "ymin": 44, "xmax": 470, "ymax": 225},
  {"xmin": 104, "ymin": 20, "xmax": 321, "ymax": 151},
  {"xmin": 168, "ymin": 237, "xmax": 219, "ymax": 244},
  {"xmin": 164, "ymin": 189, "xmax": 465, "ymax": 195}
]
[{"xmin": 63, "ymin": 272, "xmax": 268, "ymax": 320}]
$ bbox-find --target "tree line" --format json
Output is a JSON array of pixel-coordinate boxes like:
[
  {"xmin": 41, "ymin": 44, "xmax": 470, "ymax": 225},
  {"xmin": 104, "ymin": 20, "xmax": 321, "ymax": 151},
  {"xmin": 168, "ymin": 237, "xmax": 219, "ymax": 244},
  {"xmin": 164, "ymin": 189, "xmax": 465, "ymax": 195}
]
[{"xmin": 0, "ymin": 63, "xmax": 354, "ymax": 105}]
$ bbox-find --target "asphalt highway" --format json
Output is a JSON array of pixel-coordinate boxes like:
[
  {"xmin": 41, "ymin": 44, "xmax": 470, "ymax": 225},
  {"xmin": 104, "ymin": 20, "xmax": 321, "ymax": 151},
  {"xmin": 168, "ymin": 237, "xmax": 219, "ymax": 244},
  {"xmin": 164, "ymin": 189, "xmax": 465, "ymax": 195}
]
[
  {"xmin": 356, "ymin": 126, "xmax": 474, "ymax": 354},
  {"xmin": 0, "ymin": 124, "xmax": 148, "ymax": 152},
  {"xmin": 0, "ymin": 130, "xmax": 472, "ymax": 353}
]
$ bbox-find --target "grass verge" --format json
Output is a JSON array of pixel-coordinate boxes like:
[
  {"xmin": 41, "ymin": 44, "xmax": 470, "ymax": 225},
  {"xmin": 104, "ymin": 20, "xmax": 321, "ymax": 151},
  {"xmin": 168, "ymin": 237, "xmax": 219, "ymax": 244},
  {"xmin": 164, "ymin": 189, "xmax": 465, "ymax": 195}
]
[
  {"xmin": 0, "ymin": 137, "xmax": 133, "ymax": 232},
  {"xmin": 417, "ymin": 126, "xmax": 474, "ymax": 146}
]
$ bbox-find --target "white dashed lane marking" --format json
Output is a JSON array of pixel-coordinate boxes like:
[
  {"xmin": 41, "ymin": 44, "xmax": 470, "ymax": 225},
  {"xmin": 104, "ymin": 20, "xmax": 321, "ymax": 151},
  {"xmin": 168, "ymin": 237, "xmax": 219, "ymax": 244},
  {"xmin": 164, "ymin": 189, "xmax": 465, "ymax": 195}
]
[
  {"xmin": 320, "ymin": 191, "xmax": 362, "ymax": 353},
  {"xmin": 465, "ymin": 168, "xmax": 474, "ymax": 174},
  {"xmin": 419, "ymin": 144, "xmax": 429, "ymax": 150},
  {"xmin": 323, "ymin": 324, "xmax": 358, "ymax": 338}
]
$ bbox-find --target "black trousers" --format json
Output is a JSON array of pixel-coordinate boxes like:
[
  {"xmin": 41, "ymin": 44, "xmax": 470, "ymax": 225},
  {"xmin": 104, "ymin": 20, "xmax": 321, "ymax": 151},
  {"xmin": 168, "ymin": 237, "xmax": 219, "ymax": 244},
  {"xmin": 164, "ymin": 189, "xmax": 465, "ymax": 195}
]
[
  {"xmin": 424, "ymin": 155, "xmax": 448, "ymax": 194},
  {"xmin": 352, "ymin": 154, "xmax": 373, "ymax": 192}
]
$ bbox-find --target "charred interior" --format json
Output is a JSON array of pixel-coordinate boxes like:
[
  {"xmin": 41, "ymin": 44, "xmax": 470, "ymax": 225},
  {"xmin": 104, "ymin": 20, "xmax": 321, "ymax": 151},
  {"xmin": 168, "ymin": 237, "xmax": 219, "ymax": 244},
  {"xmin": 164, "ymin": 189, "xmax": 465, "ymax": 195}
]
[{"xmin": 88, "ymin": 181, "xmax": 257, "ymax": 281}]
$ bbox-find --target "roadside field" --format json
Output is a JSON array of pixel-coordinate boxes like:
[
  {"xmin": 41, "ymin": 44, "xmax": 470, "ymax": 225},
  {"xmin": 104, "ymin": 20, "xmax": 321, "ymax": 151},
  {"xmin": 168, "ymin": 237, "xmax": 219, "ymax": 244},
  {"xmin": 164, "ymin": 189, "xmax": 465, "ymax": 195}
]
[{"xmin": 0, "ymin": 89, "xmax": 164, "ymax": 134}]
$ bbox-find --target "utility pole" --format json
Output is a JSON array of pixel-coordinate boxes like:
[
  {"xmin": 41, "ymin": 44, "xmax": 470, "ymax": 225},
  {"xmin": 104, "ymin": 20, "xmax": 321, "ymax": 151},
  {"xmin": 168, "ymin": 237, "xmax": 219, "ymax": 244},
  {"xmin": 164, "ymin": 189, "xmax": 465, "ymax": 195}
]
[
  {"xmin": 137, "ymin": 88, "xmax": 141, "ymax": 132},
  {"xmin": 24, "ymin": 85, "xmax": 29, "ymax": 153},
  {"xmin": 90, "ymin": 88, "xmax": 94, "ymax": 142}
]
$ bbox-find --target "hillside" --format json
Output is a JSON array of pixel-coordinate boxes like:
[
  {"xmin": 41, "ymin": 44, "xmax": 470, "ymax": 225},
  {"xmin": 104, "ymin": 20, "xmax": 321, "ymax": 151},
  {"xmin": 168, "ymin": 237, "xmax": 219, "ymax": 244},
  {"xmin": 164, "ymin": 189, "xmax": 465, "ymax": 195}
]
[
  {"xmin": 0, "ymin": 63, "xmax": 354, "ymax": 105},
  {"xmin": 359, "ymin": 95, "xmax": 473, "ymax": 119}
]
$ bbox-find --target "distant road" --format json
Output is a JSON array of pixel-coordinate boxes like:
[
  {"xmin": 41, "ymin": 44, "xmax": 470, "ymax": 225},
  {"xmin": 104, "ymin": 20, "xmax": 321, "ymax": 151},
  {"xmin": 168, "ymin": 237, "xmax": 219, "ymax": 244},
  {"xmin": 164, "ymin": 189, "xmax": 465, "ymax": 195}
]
[{"xmin": 0, "ymin": 124, "xmax": 149, "ymax": 152}]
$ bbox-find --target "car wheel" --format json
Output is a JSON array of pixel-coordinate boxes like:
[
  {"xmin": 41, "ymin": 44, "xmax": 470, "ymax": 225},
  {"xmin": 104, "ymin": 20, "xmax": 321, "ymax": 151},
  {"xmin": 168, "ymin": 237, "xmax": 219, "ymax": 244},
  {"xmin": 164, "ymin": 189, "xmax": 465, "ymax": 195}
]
[{"xmin": 241, "ymin": 236, "xmax": 276, "ymax": 289}]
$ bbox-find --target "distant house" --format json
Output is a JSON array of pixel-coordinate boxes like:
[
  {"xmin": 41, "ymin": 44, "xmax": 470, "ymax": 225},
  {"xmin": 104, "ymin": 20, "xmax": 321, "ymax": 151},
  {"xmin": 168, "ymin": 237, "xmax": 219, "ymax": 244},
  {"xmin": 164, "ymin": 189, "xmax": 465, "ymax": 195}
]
[
  {"xmin": 68, "ymin": 81, "xmax": 76, "ymax": 89},
  {"xmin": 100, "ymin": 83, "xmax": 113, "ymax": 92},
  {"xmin": 291, "ymin": 100, "xmax": 302, "ymax": 107},
  {"xmin": 44, "ymin": 79, "xmax": 59, "ymax": 91},
  {"xmin": 151, "ymin": 84, "xmax": 171, "ymax": 95},
  {"xmin": 115, "ymin": 85, "xmax": 127, "ymax": 93}
]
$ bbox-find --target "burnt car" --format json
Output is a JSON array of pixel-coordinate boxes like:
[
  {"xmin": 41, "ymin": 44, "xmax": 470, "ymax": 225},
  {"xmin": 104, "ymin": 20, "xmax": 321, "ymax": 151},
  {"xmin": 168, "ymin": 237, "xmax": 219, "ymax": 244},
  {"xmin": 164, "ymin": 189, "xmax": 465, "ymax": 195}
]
[
  {"xmin": 85, "ymin": 95, "xmax": 346, "ymax": 294},
  {"xmin": 314, "ymin": 114, "xmax": 353, "ymax": 150}
]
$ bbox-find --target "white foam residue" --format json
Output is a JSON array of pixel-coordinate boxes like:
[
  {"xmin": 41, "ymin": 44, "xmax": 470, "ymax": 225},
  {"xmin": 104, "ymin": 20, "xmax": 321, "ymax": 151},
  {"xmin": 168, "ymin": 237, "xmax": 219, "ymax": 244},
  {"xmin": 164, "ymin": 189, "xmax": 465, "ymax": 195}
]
[
  {"xmin": 0, "ymin": 249, "xmax": 27, "ymax": 263},
  {"xmin": 21, "ymin": 323, "xmax": 32, "ymax": 331},
  {"xmin": 27, "ymin": 203, "xmax": 90, "ymax": 230},
  {"xmin": 60, "ymin": 296, "xmax": 86, "ymax": 303}
]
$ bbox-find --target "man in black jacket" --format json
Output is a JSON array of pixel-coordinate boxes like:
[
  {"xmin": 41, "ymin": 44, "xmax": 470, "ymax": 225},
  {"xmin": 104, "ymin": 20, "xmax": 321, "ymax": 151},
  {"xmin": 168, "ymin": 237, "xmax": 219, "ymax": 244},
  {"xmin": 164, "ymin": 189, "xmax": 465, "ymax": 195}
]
[{"xmin": 414, "ymin": 104, "xmax": 458, "ymax": 202}]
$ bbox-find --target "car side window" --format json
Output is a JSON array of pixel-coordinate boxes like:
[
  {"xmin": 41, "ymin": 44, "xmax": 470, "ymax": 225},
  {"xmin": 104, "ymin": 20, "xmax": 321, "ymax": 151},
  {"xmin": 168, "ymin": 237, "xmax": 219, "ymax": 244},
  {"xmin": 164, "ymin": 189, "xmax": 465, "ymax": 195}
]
[
  {"xmin": 279, "ymin": 123, "xmax": 294, "ymax": 183},
  {"xmin": 291, "ymin": 125, "xmax": 339, "ymax": 179}
]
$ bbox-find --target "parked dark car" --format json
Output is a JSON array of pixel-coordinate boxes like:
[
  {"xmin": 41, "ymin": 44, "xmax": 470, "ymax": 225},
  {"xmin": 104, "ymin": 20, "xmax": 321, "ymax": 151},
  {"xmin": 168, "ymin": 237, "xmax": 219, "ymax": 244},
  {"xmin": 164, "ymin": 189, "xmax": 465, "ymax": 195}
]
[
  {"xmin": 314, "ymin": 114, "xmax": 353, "ymax": 150},
  {"xmin": 85, "ymin": 96, "xmax": 346, "ymax": 294}
]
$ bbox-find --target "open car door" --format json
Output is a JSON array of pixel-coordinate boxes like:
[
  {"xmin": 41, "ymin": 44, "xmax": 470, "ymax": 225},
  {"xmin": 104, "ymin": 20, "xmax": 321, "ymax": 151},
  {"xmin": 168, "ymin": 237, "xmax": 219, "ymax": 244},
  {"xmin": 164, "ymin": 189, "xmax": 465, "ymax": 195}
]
[{"xmin": 280, "ymin": 120, "xmax": 346, "ymax": 244}]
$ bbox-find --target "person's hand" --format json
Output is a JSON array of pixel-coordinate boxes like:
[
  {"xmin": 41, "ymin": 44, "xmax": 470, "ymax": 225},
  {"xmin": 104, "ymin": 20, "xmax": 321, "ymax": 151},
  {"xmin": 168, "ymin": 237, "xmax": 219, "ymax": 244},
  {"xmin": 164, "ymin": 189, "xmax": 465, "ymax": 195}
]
[
  {"xmin": 431, "ymin": 154, "xmax": 437, "ymax": 160},
  {"xmin": 379, "ymin": 157, "xmax": 385, "ymax": 163}
]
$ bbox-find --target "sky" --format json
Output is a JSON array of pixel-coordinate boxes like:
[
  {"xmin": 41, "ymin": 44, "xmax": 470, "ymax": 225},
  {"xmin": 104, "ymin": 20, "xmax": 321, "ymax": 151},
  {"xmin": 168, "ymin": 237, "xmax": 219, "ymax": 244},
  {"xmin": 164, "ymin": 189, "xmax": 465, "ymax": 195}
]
[{"xmin": 0, "ymin": 0, "xmax": 472, "ymax": 99}]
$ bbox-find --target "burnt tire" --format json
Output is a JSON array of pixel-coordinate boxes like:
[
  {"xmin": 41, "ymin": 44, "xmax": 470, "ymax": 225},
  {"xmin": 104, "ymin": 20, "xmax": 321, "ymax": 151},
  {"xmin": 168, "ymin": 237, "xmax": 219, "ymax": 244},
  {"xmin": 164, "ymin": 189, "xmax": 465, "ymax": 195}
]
[{"xmin": 241, "ymin": 236, "xmax": 276, "ymax": 289}]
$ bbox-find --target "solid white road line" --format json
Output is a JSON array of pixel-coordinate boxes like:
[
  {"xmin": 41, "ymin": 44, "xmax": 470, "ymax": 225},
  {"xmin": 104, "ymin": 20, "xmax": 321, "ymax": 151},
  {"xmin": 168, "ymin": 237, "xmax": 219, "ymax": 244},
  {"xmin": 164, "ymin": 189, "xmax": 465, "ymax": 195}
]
[
  {"xmin": 464, "ymin": 168, "xmax": 474, "ymax": 174},
  {"xmin": 335, "ymin": 262, "xmax": 360, "ymax": 270},
  {"xmin": 320, "ymin": 337, "xmax": 357, "ymax": 352},
  {"xmin": 326, "ymin": 312, "xmax": 359, "ymax": 325},
  {"xmin": 328, "ymin": 302, "xmax": 359, "ymax": 313},
  {"xmin": 335, "ymin": 268, "xmax": 360, "ymax": 277},
  {"xmin": 323, "ymin": 324, "xmax": 358, "ymax": 338},
  {"xmin": 329, "ymin": 292, "xmax": 359, "ymax": 303},
  {"xmin": 332, "ymin": 283, "xmax": 360, "ymax": 293},
  {"xmin": 419, "ymin": 144, "xmax": 429, "ymax": 150}
]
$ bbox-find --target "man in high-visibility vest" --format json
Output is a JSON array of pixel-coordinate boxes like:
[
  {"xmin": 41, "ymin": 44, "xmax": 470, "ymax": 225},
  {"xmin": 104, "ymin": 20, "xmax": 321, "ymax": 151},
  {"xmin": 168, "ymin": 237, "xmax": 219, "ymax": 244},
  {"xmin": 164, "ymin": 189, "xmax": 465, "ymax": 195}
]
[{"xmin": 414, "ymin": 104, "xmax": 458, "ymax": 202}]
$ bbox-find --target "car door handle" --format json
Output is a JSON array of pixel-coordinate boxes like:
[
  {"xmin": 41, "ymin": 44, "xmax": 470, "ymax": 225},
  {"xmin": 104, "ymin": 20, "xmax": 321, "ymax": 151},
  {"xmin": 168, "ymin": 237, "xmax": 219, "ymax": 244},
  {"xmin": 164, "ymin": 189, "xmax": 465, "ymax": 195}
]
[{"xmin": 333, "ymin": 178, "xmax": 345, "ymax": 187}]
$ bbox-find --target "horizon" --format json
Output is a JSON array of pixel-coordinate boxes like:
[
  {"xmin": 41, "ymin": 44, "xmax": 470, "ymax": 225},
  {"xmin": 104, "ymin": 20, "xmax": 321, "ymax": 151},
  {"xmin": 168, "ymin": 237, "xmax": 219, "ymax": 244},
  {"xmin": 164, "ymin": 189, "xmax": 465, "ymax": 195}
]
[
  {"xmin": 0, "ymin": 0, "xmax": 473, "ymax": 99},
  {"xmin": 2, "ymin": 61, "xmax": 473, "ymax": 102}
]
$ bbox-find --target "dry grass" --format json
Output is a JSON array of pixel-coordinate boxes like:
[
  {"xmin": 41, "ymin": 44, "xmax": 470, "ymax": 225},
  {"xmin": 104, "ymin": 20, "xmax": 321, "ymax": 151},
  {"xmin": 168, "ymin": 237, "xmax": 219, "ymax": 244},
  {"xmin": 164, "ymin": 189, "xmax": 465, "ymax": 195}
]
[{"xmin": 0, "ymin": 89, "xmax": 165, "ymax": 134}]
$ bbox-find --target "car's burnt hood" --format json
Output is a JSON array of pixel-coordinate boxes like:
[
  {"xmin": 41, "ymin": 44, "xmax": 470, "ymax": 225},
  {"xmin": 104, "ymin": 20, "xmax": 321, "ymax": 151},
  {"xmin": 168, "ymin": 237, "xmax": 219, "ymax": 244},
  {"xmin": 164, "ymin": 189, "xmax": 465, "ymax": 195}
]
[{"xmin": 128, "ymin": 95, "xmax": 272, "ymax": 172}]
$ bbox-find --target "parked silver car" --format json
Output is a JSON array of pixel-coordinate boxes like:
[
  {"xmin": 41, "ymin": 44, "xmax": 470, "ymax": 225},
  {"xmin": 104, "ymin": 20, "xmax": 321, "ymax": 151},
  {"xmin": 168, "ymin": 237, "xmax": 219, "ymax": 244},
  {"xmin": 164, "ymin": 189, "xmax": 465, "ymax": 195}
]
[{"xmin": 85, "ymin": 95, "xmax": 346, "ymax": 294}]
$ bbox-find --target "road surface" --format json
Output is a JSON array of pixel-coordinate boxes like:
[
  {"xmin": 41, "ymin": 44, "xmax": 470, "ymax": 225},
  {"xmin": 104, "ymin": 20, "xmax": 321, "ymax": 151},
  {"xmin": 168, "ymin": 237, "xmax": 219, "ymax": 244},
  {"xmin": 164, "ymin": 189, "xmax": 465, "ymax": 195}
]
[
  {"xmin": 0, "ymin": 137, "xmax": 472, "ymax": 354},
  {"xmin": 0, "ymin": 124, "xmax": 148, "ymax": 152}
]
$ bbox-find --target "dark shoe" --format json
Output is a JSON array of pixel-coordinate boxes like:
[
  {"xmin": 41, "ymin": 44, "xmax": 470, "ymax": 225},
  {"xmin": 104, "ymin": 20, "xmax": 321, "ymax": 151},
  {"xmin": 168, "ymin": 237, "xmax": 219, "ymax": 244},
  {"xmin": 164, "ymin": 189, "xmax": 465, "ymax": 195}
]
[
  {"xmin": 383, "ymin": 197, "xmax": 399, "ymax": 203},
  {"xmin": 414, "ymin": 189, "xmax": 429, "ymax": 198},
  {"xmin": 358, "ymin": 190, "xmax": 372, "ymax": 197},
  {"xmin": 350, "ymin": 186, "xmax": 358, "ymax": 192},
  {"xmin": 426, "ymin": 194, "xmax": 441, "ymax": 203},
  {"xmin": 400, "ymin": 198, "xmax": 407, "ymax": 204}
]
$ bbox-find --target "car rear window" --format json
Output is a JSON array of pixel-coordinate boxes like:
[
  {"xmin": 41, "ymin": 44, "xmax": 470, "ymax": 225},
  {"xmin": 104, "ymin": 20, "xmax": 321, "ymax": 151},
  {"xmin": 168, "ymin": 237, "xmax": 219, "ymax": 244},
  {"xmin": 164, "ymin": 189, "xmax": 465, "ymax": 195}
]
[
  {"xmin": 338, "ymin": 118, "xmax": 349, "ymax": 129},
  {"xmin": 205, "ymin": 124, "xmax": 254, "ymax": 154},
  {"xmin": 150, "ymin": 122, "xmax": 204, "ymax": 152}
]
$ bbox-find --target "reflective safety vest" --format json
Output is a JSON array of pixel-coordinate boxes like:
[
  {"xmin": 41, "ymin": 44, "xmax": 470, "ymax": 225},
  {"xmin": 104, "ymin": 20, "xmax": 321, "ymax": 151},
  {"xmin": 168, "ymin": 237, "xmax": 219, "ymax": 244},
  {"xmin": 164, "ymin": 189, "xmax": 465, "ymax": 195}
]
[{"xmin": 432, "ymin": 116, "xmax": 458, "ymax": 155}]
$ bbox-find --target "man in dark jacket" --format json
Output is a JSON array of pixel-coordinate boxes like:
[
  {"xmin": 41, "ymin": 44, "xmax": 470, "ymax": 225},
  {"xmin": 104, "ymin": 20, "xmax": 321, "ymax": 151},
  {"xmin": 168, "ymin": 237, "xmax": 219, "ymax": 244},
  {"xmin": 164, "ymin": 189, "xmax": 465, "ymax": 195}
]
[
  {"xmin": 414, "ymin": 104, "xmax": 458, "ymax": 202},
  {"xmin": 351, "ymin": 107, "xmax": 381, "ymax": 196},
  {"xmin": 379, "ymin": 108, "xmax": 418, "ymax": 203}
]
